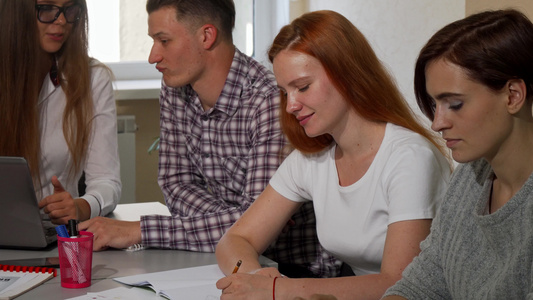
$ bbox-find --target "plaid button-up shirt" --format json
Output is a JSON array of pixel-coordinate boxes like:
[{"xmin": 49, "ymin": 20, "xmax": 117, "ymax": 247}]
[{"xmin": 140, "ymin": 49, "xmax": 341, "ymax": 277}]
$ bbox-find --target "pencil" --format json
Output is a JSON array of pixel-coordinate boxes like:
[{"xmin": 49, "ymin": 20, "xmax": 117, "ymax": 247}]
[{"xmin": 232, "ymin": 260, "xmax": 242, "ymax": 274}]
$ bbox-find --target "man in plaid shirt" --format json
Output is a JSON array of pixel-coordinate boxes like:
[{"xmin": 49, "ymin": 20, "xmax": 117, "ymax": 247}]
[{"xmin": 80, "ymin": 0, "xmax": 341, "ymax": 278}]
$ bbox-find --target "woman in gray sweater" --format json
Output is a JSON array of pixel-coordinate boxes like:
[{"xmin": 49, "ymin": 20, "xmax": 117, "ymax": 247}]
[{"xmin": 383, "ymin": 9, "xmax": 533, "ymax": 299}]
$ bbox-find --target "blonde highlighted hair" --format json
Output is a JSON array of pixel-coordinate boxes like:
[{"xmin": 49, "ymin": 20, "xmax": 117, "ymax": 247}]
[{"xmin": 0, "ymin": 0, "xmax": 98, "ymax": 188}]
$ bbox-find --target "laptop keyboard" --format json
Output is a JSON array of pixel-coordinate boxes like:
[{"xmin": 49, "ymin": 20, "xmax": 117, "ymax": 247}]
[{"xmin": 45, "ymin": 227, "xmax": 56, "ymax": 237}]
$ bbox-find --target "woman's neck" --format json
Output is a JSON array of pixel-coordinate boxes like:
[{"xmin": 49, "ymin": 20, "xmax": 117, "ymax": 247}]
[
  {"xmin": 489, "ymin": 120, "xmax": 533, "ymax": 211},
  {"xmin": 335, "ymin": 118, "xmax": 386, "ymax": 160},
  {"xmin": 334, "ymin": 120, "xmax": 386, "ymax": 186}
]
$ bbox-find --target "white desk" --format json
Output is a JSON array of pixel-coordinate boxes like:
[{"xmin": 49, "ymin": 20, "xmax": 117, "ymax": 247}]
[
  {"xmin": 0, "ymin": 202, "xmax": 275, "ymax": 299},
  {"xmin": 107, "ymin": 201, "xmax": 171, "ymax": 221}
]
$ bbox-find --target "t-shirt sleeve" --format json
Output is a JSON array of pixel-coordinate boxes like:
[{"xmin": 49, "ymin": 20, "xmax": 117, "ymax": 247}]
[
  {"xmin": 383, "ymin": 143, "xmax": 450, "ymax": 225},
  {"xmin": 269, "ymin": 150, "xmax": 312, "ymax": 202}
]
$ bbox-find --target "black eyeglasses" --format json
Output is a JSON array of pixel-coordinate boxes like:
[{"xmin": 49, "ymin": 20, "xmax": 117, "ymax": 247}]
[{"xmin": 35, "ymin": 4, "xmax": 82, "ymax": 24}]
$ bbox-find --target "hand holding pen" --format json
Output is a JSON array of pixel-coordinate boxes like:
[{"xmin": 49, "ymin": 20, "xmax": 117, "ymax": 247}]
[{"xmin": 217, "ymin": 261, "xmax": 286, "ymax": 298}]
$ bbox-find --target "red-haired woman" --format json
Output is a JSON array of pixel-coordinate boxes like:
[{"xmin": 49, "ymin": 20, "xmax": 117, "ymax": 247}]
[{"xmin": 216, "ymin": 10, "xmax": 450, "ymax": 300}]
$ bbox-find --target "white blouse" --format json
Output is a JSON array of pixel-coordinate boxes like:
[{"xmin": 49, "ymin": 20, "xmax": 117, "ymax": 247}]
[{"xmin": 37, "ymin": 61, "xmax": 121, "ymax": 218}]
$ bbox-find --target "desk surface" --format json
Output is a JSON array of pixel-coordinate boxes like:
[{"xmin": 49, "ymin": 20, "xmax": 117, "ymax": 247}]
[
  {"xmin": 10, "ymin": 249, "xmax": 223, "ymax": 299},
  {"xmin": 0, "ymin": 202, "xmax": 275, "ymax": 299}
]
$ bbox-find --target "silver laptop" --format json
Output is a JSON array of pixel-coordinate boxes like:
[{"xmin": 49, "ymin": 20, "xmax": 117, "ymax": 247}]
[{"xmin": 0, "ymin": 156, "xmax": 57, "ymax": 249}]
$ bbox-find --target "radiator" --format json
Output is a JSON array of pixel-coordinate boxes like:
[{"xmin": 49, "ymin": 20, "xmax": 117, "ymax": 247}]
[{"xmin": 117, "ymin": 115, "xmax": 137, "ymax": 203}]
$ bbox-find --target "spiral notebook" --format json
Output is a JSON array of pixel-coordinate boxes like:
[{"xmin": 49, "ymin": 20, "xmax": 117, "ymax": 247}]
[{"xmin": 0, "ymin": 264, "xmax": 57, "ymax": 300}]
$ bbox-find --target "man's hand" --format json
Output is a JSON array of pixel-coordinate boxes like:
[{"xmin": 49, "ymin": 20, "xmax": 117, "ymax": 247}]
[
  {"xmin": 78, "ymin": 217, "xmax": 142, "ymax": 251},
  {"xmin": 39, "ymin": 176, "xmax": 90, "ymax": 224}
]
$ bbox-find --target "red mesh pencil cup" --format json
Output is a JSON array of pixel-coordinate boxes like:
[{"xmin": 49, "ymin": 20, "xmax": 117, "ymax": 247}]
[{"xmin": 57, "ymin": 231, "xmax": 94, "ymax": 288}]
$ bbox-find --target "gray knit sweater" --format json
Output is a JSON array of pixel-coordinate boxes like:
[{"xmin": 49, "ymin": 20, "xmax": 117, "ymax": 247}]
[{"xmin": 384, "ymin": 159, "xmax": 533, "ymax": 299}]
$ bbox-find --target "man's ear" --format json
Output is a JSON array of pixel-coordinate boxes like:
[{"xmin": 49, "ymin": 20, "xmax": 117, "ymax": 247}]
[
  {"xmin": 199, "ymin": 24, "xmax": 217, "ymax": 50},
  {"xmin": 506, "ymin": 79, "xmax": 527, "ymax": 114}
]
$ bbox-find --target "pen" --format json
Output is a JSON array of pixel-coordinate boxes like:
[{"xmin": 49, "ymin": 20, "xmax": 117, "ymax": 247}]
[{"xmin": 232, "ymin": 260, "xmax": 242, "ymax": 274}]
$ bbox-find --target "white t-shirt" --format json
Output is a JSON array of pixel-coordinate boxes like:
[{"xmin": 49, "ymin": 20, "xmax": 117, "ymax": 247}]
[{"xmin": 270, "ymin": 123, "xmax": 450, "ymax": 275}]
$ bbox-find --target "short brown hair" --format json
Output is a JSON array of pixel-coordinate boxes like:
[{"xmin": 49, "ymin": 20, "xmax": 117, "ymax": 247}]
[
  {"xmin": 415, "ymin": 9, "xmax": 533, "ymax": 120},
  {"xmin": 146, "ymin": 0, "xmax": 235, "ymax": 42}
]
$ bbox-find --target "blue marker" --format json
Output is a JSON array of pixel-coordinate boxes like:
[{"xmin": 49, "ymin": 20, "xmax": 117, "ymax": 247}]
[{"xmin": 55, "ymin": 225, "xmax": 69, "ymax": 238}]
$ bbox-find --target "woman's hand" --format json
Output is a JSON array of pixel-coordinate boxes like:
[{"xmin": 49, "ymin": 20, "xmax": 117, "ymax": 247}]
[
  {"xmin": 250, "ymin": 267, "xmax": 283, "ymax": 278},
  {"xmin": 38, "ymin": 176, "xmax": 90, "ymax": 224},
  {"xmin": 217, "ymin": 273, "xmax": 277, "ymax": 300}
]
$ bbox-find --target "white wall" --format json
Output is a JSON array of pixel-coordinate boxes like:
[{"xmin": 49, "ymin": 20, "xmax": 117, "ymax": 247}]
[
  {"xmin": 119, "ymin": 0, "xmax": 152, "ymax": 62},
  {"xmin": 254, "ymin": 0, "xmax": 290, "ymax": 67},
  {"xmin": 307, "ymin": 0, "xmax": 465, "ymax": 113},
  {"xmin": 87, "ymin": 0, "xmax": 120, "ymax": 62}
]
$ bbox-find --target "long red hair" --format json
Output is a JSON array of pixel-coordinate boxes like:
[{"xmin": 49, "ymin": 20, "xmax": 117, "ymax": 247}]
[{"xmin": 269, "ymin": 10, "xmax": 445, "ymax": 156}]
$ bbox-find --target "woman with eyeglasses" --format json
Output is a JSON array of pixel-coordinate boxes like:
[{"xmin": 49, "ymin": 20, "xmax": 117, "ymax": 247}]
[{"xmin": 0, "ymin": 0, "xmax": 121, "ymax": 224}]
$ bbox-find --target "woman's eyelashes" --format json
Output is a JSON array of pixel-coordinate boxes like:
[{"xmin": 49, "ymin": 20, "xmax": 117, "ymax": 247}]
[
  {"xmin": 298, "ymin": 85, "xmax": 310, "ymax": 92},
  {"xmin": 279, "ymin": 84, "xmax": 309, "ymax": 96},
  {"xmin": 430, "ymin": 100, "xmax": 463, "ymax": 111},
  {"xmin": 449, "ymin": 101, "xmax": 463, "ymax": 110}
]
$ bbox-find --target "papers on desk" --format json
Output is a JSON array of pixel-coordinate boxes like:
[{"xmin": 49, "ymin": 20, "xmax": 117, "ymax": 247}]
[
  {"xmin": 113, "ymin": 264, "xmax": 223, "ymax": 299},
  {"xmin": 65, "ymin": 287, "xmax": 156, "ymax": 300},
  {"xmin": 66, "ymin": 264, "xmax": 223, "ymax": 299}
]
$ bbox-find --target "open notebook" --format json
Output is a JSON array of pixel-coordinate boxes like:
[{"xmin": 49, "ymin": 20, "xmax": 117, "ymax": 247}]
[
  {"xmin": 0, "ymin": 157, "xmax": 57, "ymax": 249},
  {"xmin": 113, "ymin": 264, "xmax": 223, "ymax": 299}
]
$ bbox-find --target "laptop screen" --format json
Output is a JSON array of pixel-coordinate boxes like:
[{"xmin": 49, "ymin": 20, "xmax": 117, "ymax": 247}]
[{"xmin": 0, "ymin": 157, "xmax": 57, "ymax": 249}]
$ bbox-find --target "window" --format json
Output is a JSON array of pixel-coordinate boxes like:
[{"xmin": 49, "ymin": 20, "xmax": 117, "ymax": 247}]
[{"xmin": 87, "ymin": 0, "xmax": 256, "ymax": 81}]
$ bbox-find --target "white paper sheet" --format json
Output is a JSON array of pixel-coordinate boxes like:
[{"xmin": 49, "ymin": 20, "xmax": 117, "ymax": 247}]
[{"xmin": 65, "ymin": 287, "xmax": 157, "ymax": 300}]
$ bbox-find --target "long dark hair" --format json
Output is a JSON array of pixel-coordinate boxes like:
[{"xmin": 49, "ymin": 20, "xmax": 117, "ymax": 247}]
[{"xmin": 0, "ymin": 0, "xmax": 96, "ymax": 187}]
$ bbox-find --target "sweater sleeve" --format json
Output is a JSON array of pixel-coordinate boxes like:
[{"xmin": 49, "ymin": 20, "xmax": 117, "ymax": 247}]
[{"xmin": 528, "ymin": 260, "xmax": 533, "ymax": 299}]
